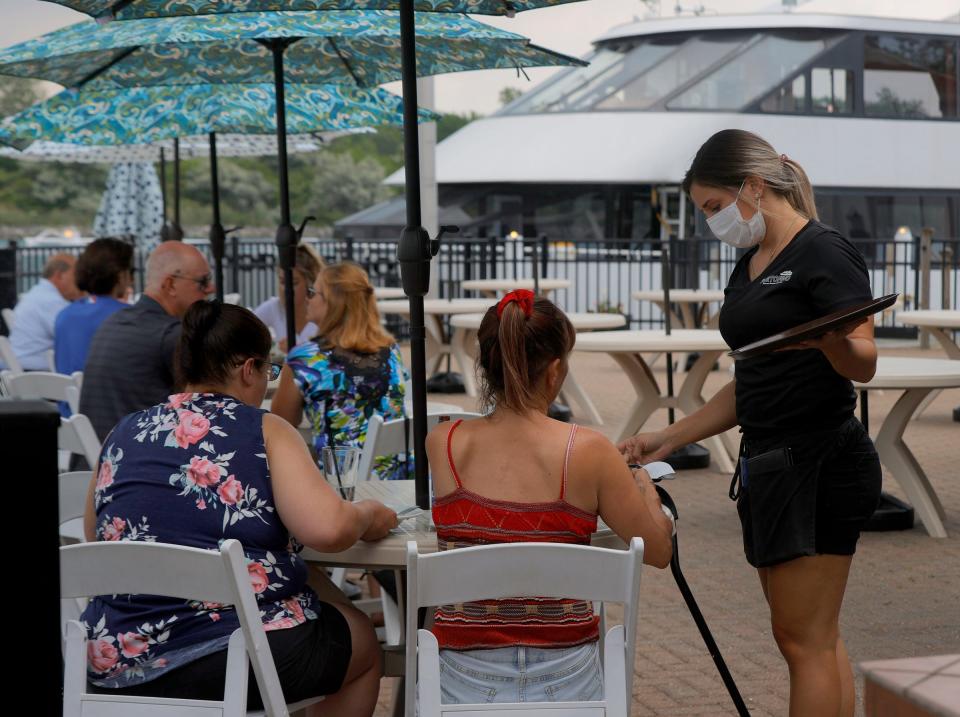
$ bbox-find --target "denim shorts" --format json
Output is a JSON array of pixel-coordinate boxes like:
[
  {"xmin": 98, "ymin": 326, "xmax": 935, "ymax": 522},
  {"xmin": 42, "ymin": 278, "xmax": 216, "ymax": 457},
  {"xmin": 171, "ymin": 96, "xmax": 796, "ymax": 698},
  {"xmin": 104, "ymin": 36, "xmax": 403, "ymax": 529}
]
[{"xmin": 438, "ymin": 642, "xmax": 603, "ymax": 705}]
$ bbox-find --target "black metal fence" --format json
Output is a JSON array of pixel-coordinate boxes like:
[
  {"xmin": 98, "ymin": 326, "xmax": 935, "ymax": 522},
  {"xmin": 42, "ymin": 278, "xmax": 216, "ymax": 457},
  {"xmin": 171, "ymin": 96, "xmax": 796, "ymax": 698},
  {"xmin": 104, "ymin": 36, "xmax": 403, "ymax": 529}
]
[{"xmin": 8, "ymin": 234, "xmax": 959, "ymax": 338}]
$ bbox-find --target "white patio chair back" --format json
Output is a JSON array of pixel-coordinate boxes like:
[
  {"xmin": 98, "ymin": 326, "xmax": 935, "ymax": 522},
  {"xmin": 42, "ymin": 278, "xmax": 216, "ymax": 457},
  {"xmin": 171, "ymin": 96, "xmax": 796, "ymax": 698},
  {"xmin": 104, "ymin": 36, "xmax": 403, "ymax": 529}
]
[
  {"xmin": 59, "ymin": 470, "xmax": 93, "ymax": 543},
  {"xmin": 4, "ymin": 369, "xmax": 83, "ymax": 413},
  {"xmin": 357, "ymin": 411, "xmax": 482, "ymax": 482},
  {"xmin": 59, "ymin": 414, "xmax": 102, "ymax": 468},
  {"xmin": 60, "ymin": 539, "xmax": 322, "ymax": 717},
  {"xmin": 1, "ymin": 307, "xmax": 15, "ymax": 332},
  {"xmin": 0, "ymin": 336, "xmax": 23, "ymax": 375},
  {"xmin": 406, "ymin": 538, "xmax": 644, "ymax": 717}
]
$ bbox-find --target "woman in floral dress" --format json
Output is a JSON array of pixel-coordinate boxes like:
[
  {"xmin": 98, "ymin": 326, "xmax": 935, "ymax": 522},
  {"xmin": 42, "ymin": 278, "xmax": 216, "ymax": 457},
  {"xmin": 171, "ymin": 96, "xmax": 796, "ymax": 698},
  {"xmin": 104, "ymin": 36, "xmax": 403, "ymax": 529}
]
[
  {"xmin": 272, "ymin": 262, "xmax": 409, "ymax": 480},
  {"xmin": 81, "ymin": 301, "xmax": 397, "ymax": 715}
]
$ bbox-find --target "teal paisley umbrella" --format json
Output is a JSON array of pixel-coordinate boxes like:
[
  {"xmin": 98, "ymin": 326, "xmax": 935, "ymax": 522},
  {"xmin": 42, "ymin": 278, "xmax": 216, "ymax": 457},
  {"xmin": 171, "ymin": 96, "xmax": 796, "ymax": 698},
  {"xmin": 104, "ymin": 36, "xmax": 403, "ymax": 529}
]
[
  {"xmin": 0, "ymin": 9, "xmax": 580, "ymax": 364},
  {"xmin": 0, "ymin": 82, "xmax": 423, "ymax": 149},
  {"xmin": 40, "ymin": 0, "xmax": 584, "ymax": 16},
  {"xmin": 0, "ymin": 80, "xmax": 430, "ymax": 298}
]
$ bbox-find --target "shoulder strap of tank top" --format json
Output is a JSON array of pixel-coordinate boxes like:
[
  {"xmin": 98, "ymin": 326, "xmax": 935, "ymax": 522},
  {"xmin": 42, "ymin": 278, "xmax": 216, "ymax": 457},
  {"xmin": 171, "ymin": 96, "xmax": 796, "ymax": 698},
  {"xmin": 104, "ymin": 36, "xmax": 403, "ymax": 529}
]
[
  {"xmin": 445, "ymin": 419, "xmax": 465, "ymax": 489},
  {"xmin": 559, "ymin": 424, "xmax": 579, "ymax": 501}
]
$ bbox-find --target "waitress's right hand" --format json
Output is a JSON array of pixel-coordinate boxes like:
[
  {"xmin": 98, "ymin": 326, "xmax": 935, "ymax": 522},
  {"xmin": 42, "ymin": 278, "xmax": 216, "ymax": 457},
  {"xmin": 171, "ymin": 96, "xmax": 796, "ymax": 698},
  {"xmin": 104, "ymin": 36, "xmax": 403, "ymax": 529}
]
[
  {"xmin": 358, "ymin": 501, "xmax": 399, "ymax": 541},
  {"xmin": 617, "ymin": 431, "xmax": 673, "ymax": 465}
]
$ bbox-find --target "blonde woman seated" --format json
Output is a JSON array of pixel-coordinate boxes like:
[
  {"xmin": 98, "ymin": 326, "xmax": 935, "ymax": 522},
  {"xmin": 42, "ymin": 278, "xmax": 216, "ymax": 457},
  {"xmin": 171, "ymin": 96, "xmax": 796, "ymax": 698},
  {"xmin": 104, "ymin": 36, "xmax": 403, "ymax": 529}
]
[
  {"xmin": 272, "ymin": 262, "xmax": 408, "ymax": 480},
  {"xmin": 253, "ymin": 244, "xmax": 324, "ymax": 351},
  {"xmin": 425, "ymin": 290, "xmax": 674, "ymax": 705}
]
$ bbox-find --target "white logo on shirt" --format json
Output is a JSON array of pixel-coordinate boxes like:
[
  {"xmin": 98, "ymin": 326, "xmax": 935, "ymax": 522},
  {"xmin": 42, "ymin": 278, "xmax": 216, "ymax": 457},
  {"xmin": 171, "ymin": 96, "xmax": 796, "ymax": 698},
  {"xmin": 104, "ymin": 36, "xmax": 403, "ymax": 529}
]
[{"xmin": 761, "ymin": 270, "xmax": 793, "ymax": 286}]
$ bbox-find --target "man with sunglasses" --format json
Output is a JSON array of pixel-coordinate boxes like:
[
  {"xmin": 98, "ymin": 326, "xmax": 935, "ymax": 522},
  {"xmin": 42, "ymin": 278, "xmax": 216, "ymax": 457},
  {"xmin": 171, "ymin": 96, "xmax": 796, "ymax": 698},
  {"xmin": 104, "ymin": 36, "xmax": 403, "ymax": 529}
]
[{"xmin": 80, "ymin": 242, "xmax": 216, "ymax": 442}]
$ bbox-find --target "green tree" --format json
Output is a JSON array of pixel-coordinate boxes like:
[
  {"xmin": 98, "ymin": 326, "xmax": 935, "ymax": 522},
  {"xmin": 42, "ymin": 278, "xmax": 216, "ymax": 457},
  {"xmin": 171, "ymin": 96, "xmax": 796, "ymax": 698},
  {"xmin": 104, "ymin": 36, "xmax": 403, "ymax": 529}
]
[
  {"xmin": 0, "ymin": 77, "xmax": 44, "ymax": 116},
  {"xmin": 498, "ymin": 87, "xmax": 524, "ymax": 107}
]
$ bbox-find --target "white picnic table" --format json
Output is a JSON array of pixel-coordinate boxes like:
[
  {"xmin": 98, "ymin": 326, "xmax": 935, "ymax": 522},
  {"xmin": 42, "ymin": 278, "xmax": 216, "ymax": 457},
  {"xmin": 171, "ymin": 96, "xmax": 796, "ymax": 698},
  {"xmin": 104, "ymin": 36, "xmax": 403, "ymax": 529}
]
[
  {"xmin": 573, "ymin": 329, "xmax": 735, "ymax": 472},
  {"xmin": 461, "ymin": 277, "xmax": 571, "ymax": 297},
  {"xmin": 854, "ymin": 356, "xmax": 960, "ymax": 538},
  {"xmin": 449, "ymin": 312, "xmax": 627, "ymax": 425},
  {"xmin": 633, "ymin": 289, "xmax": 726, "ymax": 329},
  {"xmin": 377, "ymin": 298, "xmax": 493, "ymax": 376},
  {"xmin": 897, "ymin": 310, "xmax": 960, "ymax": 359},
  {"xmin": 373, "ymin": 287, "xmax": 408, "ymax": 300}
]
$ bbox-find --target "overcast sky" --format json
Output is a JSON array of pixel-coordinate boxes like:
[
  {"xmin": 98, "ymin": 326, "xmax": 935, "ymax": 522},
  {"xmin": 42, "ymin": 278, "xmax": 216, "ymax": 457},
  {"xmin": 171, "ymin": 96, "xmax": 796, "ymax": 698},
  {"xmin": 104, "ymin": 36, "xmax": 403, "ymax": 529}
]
[{"xmin": 3, "ymin": 0, "xmax": 958, "ymax": 115}]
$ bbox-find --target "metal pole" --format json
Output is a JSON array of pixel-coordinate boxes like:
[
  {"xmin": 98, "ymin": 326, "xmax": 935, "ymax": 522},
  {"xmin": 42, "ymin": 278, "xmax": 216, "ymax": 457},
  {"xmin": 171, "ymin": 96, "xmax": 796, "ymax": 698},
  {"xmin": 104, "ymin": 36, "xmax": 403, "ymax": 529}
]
[
  {"xmin": 208, "ymin": 131, "xmax": 225, "ymax": 302},
  {"xmin": 173, "ymin": 137, "xmax": 181, "ymax": 233},
  {"xmin": 159, "ymin": 147, "xmax": 168, "ymax": 222},
  {"xmin": 269, "ymin": 39, "xmax": 298, "ymax": 350},
  {"xmin": 662, "ymin": 238, "xmax": 675, "ymax": 424},
  {"xmin": 396, "ymin": 0, "xmax": 431, "ymax": 511}
]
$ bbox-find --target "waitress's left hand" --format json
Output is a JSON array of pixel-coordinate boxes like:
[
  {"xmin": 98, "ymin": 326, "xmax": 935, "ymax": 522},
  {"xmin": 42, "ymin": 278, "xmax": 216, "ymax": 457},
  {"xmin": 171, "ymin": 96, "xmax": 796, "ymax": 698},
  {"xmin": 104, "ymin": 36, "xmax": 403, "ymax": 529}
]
[{"xmin": 776, "ymin": 317, "xmax": 868, "ymax": 352}]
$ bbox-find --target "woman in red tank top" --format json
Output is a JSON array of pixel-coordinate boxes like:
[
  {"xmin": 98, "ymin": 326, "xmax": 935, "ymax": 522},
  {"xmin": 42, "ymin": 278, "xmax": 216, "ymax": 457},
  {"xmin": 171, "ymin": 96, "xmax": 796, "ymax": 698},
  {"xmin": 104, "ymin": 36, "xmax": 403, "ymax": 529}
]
[{"xmin": 425, "ymin": 290, "xmax": 673, "ymax": 705}]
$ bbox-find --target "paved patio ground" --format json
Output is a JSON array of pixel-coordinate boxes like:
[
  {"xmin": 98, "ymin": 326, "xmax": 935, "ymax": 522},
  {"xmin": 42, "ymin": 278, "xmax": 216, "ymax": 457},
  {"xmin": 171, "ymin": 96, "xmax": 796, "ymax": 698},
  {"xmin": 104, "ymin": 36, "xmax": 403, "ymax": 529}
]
[{"xmin": 374, "ymin": 340, "xmax": 959, "ymax": 716}]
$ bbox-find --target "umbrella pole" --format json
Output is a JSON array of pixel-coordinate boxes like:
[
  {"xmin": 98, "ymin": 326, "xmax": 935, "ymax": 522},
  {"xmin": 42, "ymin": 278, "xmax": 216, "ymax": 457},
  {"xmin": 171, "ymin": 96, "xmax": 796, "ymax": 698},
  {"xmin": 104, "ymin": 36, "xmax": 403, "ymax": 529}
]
[
  {"xmin": 397, "ymin": 0, "xmax": 432, "ymax": 510},
  {"xmin": 159, "ymin": 146, "xmax": 168, "ymax": 224},
  {"xmin": 268, "ymin": 39, "xmax": 298, "ymax": 350},
  {"xmin": 662, "ymin": 238, "xmax": 675, "ymax": 424},
  {"xmin": 169, "ymin": 137, "xmax": 184, "ymax": 241},
  {"xmin": 208, "ymin": 131, "xmax": 226, "ymax": 302}
]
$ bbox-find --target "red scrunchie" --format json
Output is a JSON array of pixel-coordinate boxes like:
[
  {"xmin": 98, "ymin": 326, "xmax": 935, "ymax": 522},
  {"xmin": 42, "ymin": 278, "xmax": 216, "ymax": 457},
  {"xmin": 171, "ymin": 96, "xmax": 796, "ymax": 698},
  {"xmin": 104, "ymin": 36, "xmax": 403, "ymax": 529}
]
[{"xmin": 496, "ymin": 289, "xmax": 535, "ymax": 319}]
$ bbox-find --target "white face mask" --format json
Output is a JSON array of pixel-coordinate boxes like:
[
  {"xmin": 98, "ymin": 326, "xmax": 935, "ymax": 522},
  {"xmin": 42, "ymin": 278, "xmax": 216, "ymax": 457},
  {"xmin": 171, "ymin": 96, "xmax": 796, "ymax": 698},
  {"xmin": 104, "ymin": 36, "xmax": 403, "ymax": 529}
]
[{"xmin": 706, "ymin": 181, "xmax": 766, "ymax": 249}]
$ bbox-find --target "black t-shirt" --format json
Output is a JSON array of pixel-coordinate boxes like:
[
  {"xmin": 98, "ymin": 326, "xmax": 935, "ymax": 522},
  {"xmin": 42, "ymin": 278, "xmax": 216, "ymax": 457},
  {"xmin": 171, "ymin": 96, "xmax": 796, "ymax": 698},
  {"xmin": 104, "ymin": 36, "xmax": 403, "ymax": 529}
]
[{"xmin": 718, "ymin": 220, "xmax": 873, "ymax": 440}]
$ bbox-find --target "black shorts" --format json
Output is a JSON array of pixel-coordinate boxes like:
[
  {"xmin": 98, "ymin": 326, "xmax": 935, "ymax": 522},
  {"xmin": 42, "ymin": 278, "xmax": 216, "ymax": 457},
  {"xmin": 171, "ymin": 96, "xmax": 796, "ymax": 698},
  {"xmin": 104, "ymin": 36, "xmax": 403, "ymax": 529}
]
[
  {"xmin": 735, "ymin": 416, "xmax": 882, "ymax": 568},
  {"xmin": 90, "ymin": 602, "xmax": 352, "ymax": 709}
]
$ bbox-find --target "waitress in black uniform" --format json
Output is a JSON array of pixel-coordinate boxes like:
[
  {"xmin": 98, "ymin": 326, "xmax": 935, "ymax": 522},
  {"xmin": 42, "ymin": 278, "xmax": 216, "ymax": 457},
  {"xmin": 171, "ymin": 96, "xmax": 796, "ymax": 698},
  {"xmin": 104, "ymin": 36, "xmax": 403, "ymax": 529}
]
[{"xmin": 620, "ymin": 129, "xmax": 882, "ymax": 717}]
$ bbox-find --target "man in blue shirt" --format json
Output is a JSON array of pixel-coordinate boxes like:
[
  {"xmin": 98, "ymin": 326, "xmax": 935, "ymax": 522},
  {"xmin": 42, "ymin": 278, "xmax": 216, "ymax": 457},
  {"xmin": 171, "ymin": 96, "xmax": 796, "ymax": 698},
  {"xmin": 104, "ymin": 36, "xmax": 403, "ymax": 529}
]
[
  {"xmin": 8, "ymin": 253, "xmax": 82, "ymax": 370},
  {"xmin": 55, "ymin": 239, "xmax": 134, "ymax": 376}
]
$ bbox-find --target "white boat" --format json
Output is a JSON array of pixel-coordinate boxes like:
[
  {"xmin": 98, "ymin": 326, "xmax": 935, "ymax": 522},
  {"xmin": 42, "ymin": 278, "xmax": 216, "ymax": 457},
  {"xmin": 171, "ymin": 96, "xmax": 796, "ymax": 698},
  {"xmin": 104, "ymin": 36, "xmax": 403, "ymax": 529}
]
[{"xmin": 385, "ymin": 10, "xmax": 960, "ymax": 243}]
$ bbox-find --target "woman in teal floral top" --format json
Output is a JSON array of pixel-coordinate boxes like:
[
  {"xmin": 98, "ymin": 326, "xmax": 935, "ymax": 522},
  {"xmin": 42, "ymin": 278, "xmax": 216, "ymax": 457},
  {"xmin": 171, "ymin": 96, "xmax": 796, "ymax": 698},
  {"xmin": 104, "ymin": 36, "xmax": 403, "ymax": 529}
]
[
  {"xmin": 273, "ymin": 262, "xmax": 409, "ymax": 480},
  {"xmin": 82, "ymin": 301, "xmax": 397, "ymax": 715}
]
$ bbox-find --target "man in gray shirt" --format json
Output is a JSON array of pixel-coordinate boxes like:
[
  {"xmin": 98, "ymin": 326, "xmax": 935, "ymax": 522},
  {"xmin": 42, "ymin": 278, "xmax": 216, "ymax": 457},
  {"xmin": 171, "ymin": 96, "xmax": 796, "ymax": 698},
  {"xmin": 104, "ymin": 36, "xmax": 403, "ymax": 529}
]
[{"xmin": 80, "ymin": 242, "xmax": 215, "ymax": 441}]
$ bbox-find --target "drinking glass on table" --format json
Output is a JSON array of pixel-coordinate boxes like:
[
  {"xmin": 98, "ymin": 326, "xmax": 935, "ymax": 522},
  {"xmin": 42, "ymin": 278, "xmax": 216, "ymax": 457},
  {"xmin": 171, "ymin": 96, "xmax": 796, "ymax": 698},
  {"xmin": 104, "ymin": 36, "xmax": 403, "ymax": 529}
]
[{"xmin": 321, "ymin": 446, "xmax": 360, "ymax": 501}]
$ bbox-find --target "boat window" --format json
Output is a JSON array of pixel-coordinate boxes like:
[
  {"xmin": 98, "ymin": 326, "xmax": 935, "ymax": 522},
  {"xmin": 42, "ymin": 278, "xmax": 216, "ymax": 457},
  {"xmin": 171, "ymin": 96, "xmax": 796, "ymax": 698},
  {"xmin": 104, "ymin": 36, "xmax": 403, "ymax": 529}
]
[
  {"xmin": 502, "ymin": 39, "xmax": 681, "ymax": 115},
  {"xmin": 760, "ymin": 74, "xmax": 807, "ymax": 113},
  {"xmin": 864, "ymin": 34, "xmax": 958, "ymax": 118},
  {"xmin": 812, "ymin": 68, "xmax": 854, "ymax": 113},
  {"xmin": 596, "ymin": 33, "xmax": 752, "ymax": 111},
  {"xmin": 667, "ymin": 33, "xmax": 829, "ymax": 110}
]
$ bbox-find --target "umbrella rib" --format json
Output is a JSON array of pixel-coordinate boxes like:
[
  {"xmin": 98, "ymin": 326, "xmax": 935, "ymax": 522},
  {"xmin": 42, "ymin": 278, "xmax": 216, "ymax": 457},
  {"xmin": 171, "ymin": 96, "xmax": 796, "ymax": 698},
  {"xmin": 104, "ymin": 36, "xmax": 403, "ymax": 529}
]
[
  {"xmin": 328, "ymin": 38, "xmax": 365, "ymax": 88},
  {"xmin": 104, "ymin": 0, "xmax": 136, "ymax": 20},
  {"xmin": 76, "ymin": 46, "xmax": 140, "ymax": 87}
]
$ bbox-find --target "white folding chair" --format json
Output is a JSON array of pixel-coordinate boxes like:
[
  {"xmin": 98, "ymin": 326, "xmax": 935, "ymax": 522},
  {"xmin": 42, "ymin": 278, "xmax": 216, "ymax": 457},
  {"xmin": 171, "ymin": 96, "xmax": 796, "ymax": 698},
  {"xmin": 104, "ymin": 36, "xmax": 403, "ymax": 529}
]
[
  {"xmin": 60, "ymin": 539, "xmax": 323, "ymax": 717},
  {"xmin": 59, "ymin": 414, "xmax": 102, "ymax": 468},
  {"xmin": 1, "ymin": 307, "xmax": 15, "ymax": 332},
  {"xmin": 357, "ymin": 411, "xmax": 483, "ymax": 483},
  {"xmin": 406, "ymin": 538, "xmax": 644, "ymax": 717},
  {"xmin": 3, "ymin": 369, "xmax": 83, "ymax": 414},
  {"xmin": 59, "ymin": 470, "xmax": 93, "ymax": 544},
  {"xmin": 0, "ymin": 336, "xmax": 23, "ymax": 375}
]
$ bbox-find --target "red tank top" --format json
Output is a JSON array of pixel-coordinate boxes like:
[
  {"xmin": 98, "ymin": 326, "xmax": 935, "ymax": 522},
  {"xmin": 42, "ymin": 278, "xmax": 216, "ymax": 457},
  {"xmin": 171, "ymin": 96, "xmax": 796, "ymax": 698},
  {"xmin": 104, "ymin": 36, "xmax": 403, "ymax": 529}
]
[{"xmin": 431, "ymin": 419, "xmax": 600, "ymax": 650}]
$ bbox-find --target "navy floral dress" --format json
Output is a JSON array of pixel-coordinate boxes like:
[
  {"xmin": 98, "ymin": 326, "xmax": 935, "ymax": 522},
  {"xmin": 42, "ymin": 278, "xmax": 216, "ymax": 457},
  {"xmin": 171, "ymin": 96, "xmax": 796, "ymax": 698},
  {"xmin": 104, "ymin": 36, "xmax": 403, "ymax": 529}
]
[
  {"xmin": 81, "ymin": 393, "xmax": 322, "ymax": 689},
  {"xmin": 287, "ymin": 342, "xmax": 408, "ymax": 480}
]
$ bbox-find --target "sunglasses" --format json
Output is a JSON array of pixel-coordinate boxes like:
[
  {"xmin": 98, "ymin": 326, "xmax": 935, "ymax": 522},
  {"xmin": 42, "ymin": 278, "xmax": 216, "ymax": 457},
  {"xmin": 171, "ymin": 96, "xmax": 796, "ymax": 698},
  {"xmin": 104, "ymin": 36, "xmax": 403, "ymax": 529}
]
[
  {"xmin": 171, "ymin": 272, "xmax": 213, "ymax": 290},
  {"xmin": 265, "ymin": 362, "xmax": 283, "ymax": 381},
  {"xmin": 306, "ymin": 285, "xmax": 318, "ymax": 299}
]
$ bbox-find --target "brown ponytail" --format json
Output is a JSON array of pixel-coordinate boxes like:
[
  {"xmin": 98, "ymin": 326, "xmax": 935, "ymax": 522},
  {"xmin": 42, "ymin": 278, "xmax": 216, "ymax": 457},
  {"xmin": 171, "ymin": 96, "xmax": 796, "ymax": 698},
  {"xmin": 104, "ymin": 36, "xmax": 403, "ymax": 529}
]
[
  {"xmin": 682, "ymin": 129, "xmax": 818, "ymax": 219},
  {"xmin": 477, "ymin": 296, "xmax": 575, "ymax": 413}
]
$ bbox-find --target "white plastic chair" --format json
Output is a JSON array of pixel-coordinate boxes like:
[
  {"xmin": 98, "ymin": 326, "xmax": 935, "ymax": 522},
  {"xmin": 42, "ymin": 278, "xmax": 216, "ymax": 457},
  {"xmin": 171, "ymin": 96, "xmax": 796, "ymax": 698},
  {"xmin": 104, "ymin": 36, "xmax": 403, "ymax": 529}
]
[
  {"xmin": 59, "ymin": 470, "xmax": 93, "ymax": 544},
  {"xmin": 60, "ymin": 539, "xmax": 323, "ymax": 717},
  {"xmin": 357, "ymin": 411, "xmax": 483, "ymax": 482},
  {"xmin": 0, "ymin": 336, "xmax": 22, "ymax": 374},
  {"xmin": 3, "ymin": 369, "xmax": 83, "ymax": 414},
  {"xmin": 406, "ymin": 538, "xmax": 645, "ymax": 717},
  {"xmin": 1, "ymin": 307, "xmax": 15, "ymax": 331},
  {"xmin": 59, "ymin": 414, "xmax": 102, "ymax": 468}
]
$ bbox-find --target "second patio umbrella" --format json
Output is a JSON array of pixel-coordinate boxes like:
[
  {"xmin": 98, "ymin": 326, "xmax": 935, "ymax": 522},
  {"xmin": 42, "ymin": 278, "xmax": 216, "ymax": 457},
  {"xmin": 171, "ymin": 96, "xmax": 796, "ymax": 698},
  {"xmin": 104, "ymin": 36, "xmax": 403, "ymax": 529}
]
[{"xmin": 0, "ymin": 80, "xmax": 431, "ymax": 302}]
